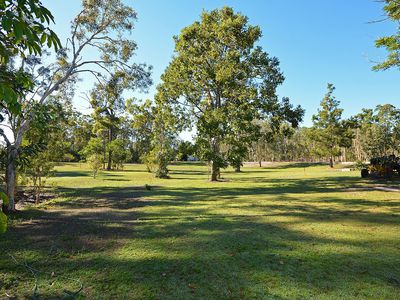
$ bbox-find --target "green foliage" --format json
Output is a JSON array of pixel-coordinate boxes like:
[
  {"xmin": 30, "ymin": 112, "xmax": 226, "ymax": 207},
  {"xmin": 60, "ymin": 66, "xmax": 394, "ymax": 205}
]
[
  {"xmin": 0, "ymin": 0, "xmax": 61, "ymax": 62},
  {"xmin": 24, "ymin": 154, "xmax": 54, "ymax": 203},
  {"xmin": 90, "ymin": 72, "xmax": 147, "ymax": 170},
  {"xmin": 128, "ymin": 99, "xmax": 154, "ymax": 161},
  {"xmin": 0, "ymin": 191, "xmax": 8, "ymax": 233},
  {"xmin": 87, "ymin": 154, "xmax": 103, "ymax": 179},
  {"xmin": 370, "ymin": 155, "xmax": 400, "ymax": 168},
  {"xmin": 143, "ymin": 102, "xmax": 178, "ymax": 178},
  {"xmin": 0, "ymin": 0, "xmax": 60, "ymax": 116},
  {"xmin": 373, "ymin": 0, "xmax": 400, "ymax": 70},
  {"xmin": 143, "ymin": 146, "xmax": 173, "ymax": 178},
  {"xmin": 82, "ymin": 137, "xmax": 104, "ymax": 158},
  {"xmin": 0, "ymin": 210, "xmax": 6, "ymax": 233},
  {"xmin": 157, "ymin": 7, "xmax": 302, "ymax": 179},
  {"xmin": 176, "ymin": 141, "xmax": 195, "ymax": 161},
  {"xmin": 352, "ymin": 104, "xmax": 400, "ymax": 158},
  {"xmin": 107, "ymin": 139, "xmax": 129, "ymax": 170},
  {"xmin": 311, "ymin": 84, "xmax": 354, "ymax": 167},
  {"xmin": 355, "ymin": 160, "xmax": 367, "ymax": 171}
]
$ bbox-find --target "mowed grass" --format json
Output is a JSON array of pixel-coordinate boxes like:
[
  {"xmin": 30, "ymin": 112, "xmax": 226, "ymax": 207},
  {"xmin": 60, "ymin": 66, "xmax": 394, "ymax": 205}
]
[{"xmin": 1, "ymin": 162, "xmax": 399, "ymax": 299}]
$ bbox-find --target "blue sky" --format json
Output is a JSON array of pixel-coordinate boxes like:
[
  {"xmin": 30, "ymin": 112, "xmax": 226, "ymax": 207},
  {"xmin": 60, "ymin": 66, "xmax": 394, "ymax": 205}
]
[{"xmin": 43, "ymin": 0, "xmax": 399, "ymax": 127}]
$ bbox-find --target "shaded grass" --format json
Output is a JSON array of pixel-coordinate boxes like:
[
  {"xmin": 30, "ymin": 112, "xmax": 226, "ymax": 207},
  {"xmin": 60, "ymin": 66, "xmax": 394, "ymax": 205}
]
[{"xmin": 0, "ymin": 163, "xmax": 399, "ymax": 299}]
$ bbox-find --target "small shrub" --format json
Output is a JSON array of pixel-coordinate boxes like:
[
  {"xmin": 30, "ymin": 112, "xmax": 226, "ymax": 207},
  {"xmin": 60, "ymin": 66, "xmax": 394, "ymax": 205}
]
[
  {"xmin": 369, "ymin": 155, "xmax": 400, "ymax": 178},
  {"xmin": 87, "ymin": 154, "xmax": 103, "ymax": 178},
  {"xmin": 355, "ymin": 160, "xmax": 367, "ymax": 170}
]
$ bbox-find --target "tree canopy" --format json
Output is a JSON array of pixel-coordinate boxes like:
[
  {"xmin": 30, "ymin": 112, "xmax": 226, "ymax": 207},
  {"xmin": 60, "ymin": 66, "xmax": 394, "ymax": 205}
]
[{"xmin": 157, "ymin": 7, "xmax": 303, "ymax": 180}]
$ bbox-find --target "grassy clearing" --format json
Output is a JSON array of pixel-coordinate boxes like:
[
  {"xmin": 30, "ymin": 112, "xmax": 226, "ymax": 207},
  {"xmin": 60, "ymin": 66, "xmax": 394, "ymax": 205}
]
[{"xmin": 1, "ymin": 162, "xmax": 399, "ymax": 299}]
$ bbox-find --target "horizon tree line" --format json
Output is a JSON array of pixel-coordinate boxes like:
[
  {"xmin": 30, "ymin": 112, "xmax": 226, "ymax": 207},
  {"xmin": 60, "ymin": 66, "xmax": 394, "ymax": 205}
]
[{"xmin": 0, "ymin": 0, "xmax": 399, "ymax": 214}]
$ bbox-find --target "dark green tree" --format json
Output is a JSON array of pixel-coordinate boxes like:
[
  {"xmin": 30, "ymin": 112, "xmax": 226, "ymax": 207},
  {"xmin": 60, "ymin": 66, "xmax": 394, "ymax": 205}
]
[
  {"xmin": 127, "ymin": 99, "xmax": 154, "ymax": 163},
  {"xmin": 157, "ymin": 7, "xmax": 302, "ymax": 180},
  {"xmin": 176, "ymin": 141, "xmax": 195, "ymax": 161},
  {"xmin": 311, "ymin": 84, "xmax": 353, "ymax": 168}
]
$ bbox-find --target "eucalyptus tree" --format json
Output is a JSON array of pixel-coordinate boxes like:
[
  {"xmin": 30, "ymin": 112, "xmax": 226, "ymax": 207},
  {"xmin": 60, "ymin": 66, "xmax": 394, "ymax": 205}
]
[
  {"xmin": 127, "ymin": 99, "xmax": 154, "ymax": 162},
  {"xmin": 1, "ymin": 0, "xmax": 151, "ymax": 210},
  {"xmin": 90, "ymin": 72, "xmax": 130, "ymax": 170},
  {"xmin": 311, "ymin": 84, "xmax": 353, "ymax": 167},
  {"xmin": 157, "ymin": 7, "xmax": 302, "ymax": 180}
]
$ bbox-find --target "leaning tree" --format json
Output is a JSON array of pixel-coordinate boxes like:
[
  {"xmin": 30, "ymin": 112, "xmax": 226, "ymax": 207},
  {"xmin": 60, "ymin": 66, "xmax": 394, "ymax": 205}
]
[
  {"xmin": 1, "ymin": 0, "xmax": 151, "ymax": 210},
  {"xmin": 156, "ymin": 7, "xmax": 303, "ymax": 180}
]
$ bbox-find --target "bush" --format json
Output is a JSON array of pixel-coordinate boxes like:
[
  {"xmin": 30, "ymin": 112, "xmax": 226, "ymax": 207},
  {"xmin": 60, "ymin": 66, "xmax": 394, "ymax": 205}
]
[
  {"xmin": 87, "ymin": 154, "xmax": 103, "ymax": 178},
  {"xmin": 63, "ymin": 153, "xmax": 76, "ymax": 162},
  {"xmin": 369, "ymin": 155, "xmax": 400, "ymax": 178},
  {"xmin": 355, "ymin": 160, "xmax": 367, "ymax": 170}
]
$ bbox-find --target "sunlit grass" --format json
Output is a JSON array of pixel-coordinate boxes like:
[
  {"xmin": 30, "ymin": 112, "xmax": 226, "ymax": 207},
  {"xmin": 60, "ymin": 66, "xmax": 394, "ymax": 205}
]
[{"xmin": 1, "ymin": 162, "xmax": 399, "ymax": 299}]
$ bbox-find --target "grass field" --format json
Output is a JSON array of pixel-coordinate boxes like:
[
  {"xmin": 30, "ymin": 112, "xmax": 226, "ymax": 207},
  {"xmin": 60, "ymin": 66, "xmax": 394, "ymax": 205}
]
[{"xmin": 1, "ymin": 162, "xmax": 399, "ymax": 299}]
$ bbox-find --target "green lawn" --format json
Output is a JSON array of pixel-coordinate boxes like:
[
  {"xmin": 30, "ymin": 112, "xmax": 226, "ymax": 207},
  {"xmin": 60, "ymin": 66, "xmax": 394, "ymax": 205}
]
[{"xmin": 1, "ymin": 162, "xmax": 399, "ymax": 299}]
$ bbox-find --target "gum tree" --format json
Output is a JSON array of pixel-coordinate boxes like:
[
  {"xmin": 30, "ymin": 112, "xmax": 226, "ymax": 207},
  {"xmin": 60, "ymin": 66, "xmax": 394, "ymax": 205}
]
[{"xmin": 1, "ymin": 0, "xmax": 151, "ymax": 210}]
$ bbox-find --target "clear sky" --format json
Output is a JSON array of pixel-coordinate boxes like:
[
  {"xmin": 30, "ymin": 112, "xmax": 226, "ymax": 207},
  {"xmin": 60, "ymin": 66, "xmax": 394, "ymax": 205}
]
[{"xmin": 43, "ymin": 0, "xmax": 399, "ymax": 127}]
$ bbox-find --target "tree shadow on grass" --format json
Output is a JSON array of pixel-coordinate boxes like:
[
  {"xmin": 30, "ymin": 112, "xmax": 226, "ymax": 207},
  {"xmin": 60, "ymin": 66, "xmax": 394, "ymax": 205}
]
[
  {"xmin": 263, "ymin": 162, "xmax": 329, "ymax": 169},
  {"xmin": 55, "ymin": 171, "xmax": 91, "ymax": 177},
  {"xmin": 1, "ymin": 211, "xmax": 399, "ymax": 299},
  {"xmin": 2, "ymin": 172, "xmax": 400, "ymax": 298}
]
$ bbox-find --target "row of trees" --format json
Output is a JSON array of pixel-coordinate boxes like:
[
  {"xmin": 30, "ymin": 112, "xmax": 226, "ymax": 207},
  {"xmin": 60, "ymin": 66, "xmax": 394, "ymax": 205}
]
[
  {"xmin": 248, "ymin": 88, "xmax": 400, "ymax": 166},
  {"xmin": 1, "ymin": 0, "xmax": 399, "ymax": 214}
]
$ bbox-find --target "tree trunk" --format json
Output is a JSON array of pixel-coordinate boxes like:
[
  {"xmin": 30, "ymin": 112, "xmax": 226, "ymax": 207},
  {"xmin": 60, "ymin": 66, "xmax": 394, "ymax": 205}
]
[
  {"xmin": 102, "ymin": 138, "xmax": 106, "ymax": 170},
  {"xmin": 210, "ymin": 161, "xmax": 220, "ymax": 181},
  {"xmin": 259, "ymin": 159, "xmax": 262, "ymax": 167},
  {"xmin": 36, "ymin": 176, "xmax": 41, "ymax": 204},
  {"xmin": 106, "ymin": 127, "xmax": 113, "ymax": 171},
  {"xmin": 6, "ymin": 147, "xmax": 18, "ymax": 211},
  {"xmin": 234, "ymin": 164, "xmax": 241, "ymax": 172},
  {"xmin": 329, "ymin": 156, "xmax": 333, "ymax": 168},
  {"xmin": 107, "ymin": 149, "xmax": 112, "ymax": 171}
]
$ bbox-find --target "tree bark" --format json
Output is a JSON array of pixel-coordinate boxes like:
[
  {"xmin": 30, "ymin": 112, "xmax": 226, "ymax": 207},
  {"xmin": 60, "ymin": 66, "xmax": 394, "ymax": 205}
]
[
  {"xmin": 106, "ymin": 127, "xmax": 113, "ymax": 171},
  {"xmin": 234, "ymin": 164, "xmax": 241, "ymax": 172},
  {"xmin": 6, "ymin": 147, "xmax": 18, "ymax": 211},
  {"xmin": 211, "ymin": 161, "xmax": 220, "ymax": 181},
  {"xmin": 107, "ymin": 149, "xmax": 112, "ymax": 171},
  {"xmin": 102, "ymin": 137, "xmax": 106, "ymax": 170},
  {"xmin": 210, "ymin": 134, "xmax": 221, "ymax": 181}
]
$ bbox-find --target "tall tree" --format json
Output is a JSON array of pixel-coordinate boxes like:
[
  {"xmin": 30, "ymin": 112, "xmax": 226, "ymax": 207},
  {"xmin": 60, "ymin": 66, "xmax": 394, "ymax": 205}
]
[
  {"xmin": 127, "ymin": 99, "xmax": 154, "ymax": 163},
  {"xmin": 311, "ymin": 83, "xmax": 353, "ymax": 168},
  {"xmin": 157, "ymin": 7, "xmax": 302, "ymax": 181},
  {"xmin": 90, "ymin": 72, "xmax": 128, "ymax": 170},
  {"xmin": 373, "ymin": 0, "xmax": 400, "ymax": 70},
  {"xmin": 352, "ymin": 104, "xmax": 400, "ymax": 158},
  {"xmin": 0, "ymin": 0, "xmax": 151, "ymax": 210}
]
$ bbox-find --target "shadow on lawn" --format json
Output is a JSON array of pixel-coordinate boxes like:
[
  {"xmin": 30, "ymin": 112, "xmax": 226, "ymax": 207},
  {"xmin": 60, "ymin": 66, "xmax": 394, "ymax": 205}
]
[
  {"xmin": 263, "ymin": 162, "xmax": 329, "ymax": 169},
  {"xmin": 1, "ymin": 208, "xmax": 399, "ymax": 299},
  {"xmin": 1, "ymin": 173, "xmax": 400, "ymax": 298}
]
